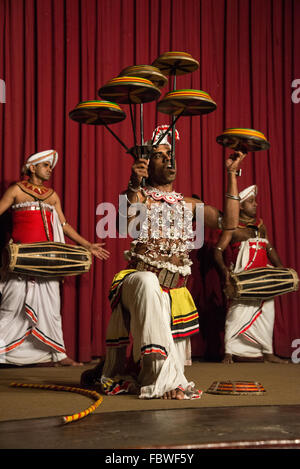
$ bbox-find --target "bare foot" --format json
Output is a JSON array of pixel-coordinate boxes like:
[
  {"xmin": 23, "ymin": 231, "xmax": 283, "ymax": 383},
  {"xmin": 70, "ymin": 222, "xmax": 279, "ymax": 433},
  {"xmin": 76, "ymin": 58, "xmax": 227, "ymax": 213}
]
[
  {"xmin": 263, "ymin": 353, "xmax": 290, "ymax": 364},
  {"xmin": 222, "ymin": 353, "xmax": 234, "ymax": 364},
  {"xmin": 56, "ymin": 357, "xmax": 83, "ymax": 367},
  {"xmin": 162, "ymin": 388, "xmax": 185, "ymax": 400}
]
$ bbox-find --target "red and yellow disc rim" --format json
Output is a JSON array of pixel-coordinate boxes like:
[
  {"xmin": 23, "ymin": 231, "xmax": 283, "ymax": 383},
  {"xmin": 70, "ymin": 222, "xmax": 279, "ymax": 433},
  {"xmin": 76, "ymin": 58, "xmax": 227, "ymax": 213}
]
[
  {"xmin": 163, "ymin": 89, "xmax": 214, "ymax": 101},
  {"xmin": 222, "ymin": 128, "xmax": 267, "ymax": 141},
  {"xmin": 160, "ymin": 51, "xmax": 194, "ymax": 58},
  {"xmin": 120, "ymin": 65, "xmax": 159, "ymax": 73},
  {"xmin": 75, "ymin": 100, "xmax": 122, "ymax": 111},
  {"xmin": 105, "ymin": 76, "xmax": 156, "ymax": 87}
]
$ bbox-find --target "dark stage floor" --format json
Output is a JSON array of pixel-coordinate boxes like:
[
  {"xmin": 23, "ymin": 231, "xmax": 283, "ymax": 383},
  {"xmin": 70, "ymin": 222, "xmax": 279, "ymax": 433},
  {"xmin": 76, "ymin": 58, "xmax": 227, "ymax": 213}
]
[
  {"xmin": 1, "ymin": 361, "xmax": 300, "ymax": 453},
  {"xmin": 1, "ymin": 405, "xmax": 300, "ymax": 451}
]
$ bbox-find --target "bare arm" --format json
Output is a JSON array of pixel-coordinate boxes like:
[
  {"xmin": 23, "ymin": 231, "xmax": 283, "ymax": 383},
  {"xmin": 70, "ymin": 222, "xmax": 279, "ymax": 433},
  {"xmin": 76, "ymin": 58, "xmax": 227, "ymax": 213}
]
[
  {"xmin": 266, "ymin": 243, "xmax": 284, "ymax": 267},
  {"xmin": 0, "ymin": 185, "xmax": 19, "ymax": 216},
  {"xmin": 199, "ymin": 151, "xmax": 246, "ymax": 230},
  {"xmin": 263, "ymin": 225, "xmax": 283, "ymax": 267},
  {"xmin": 222, "ymin": 151, "xmax": 247, "ymax": 230},
  {"xmin": 53, "ymin": 193, "xmax": 110, "ymax": 261},
  {"xmin": 126, "ymin": 158, "xmax": 148, "ymax": 201},
  {"xmin": 214, "ymin": 230, "xmax": 233, "ymax": 284},
  {"xmin": 117, "ymin": 158, "xmax": 149, "ymax": 236}
]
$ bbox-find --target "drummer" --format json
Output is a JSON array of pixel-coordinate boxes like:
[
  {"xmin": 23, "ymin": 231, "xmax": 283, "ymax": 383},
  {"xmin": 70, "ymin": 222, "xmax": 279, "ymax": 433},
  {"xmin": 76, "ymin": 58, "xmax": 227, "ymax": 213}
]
[
  {"xmin": 81, "ymin": 126, "xmax": 246, "ymax": 400},
  {"xmin": 214, "ymin": 184, "xmax": 289, "ymax": 364},
  {"xmin": 0, "ymin": 150, "xmax": 110, "ymax": 367}
]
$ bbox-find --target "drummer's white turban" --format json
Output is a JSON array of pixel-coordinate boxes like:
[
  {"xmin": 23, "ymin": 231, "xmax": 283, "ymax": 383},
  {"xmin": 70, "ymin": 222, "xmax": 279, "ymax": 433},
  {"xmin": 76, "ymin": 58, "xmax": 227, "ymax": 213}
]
[
  {"xmin": 239, "ymin": 185, "xmax": 257, "ymax": 203},
  {"xmin": 150, "ymin": 125, "xmax": 180, "ymax": 146},
  {"xmin": 24, "ymin": 150, "xmax": 58, "ymax": 170}
]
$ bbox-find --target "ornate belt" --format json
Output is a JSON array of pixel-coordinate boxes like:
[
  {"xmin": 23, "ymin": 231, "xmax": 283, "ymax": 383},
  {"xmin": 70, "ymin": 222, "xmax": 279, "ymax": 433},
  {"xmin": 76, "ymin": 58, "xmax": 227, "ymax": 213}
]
[
  {"xmin": 130, "ymin": 260, "xmax": 189, "ymax": 289},
  {"xmin": 13, "ymin": 206, "xmax": 52, "ymax": 213}
]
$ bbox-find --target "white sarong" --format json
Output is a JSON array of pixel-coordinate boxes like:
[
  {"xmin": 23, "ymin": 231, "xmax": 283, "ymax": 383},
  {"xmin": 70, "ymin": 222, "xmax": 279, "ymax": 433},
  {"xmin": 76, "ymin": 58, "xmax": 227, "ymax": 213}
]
[
  {"xmin": 224, "ymin": 238, "xmax": 275, "ymax": 357},
  {"xmin": 102, "ymin": 271, "xmax": 202, "ymax": 399},
  {"xmin": 0, "ymin": 203, "xmax": 67, "ymax": 365}
]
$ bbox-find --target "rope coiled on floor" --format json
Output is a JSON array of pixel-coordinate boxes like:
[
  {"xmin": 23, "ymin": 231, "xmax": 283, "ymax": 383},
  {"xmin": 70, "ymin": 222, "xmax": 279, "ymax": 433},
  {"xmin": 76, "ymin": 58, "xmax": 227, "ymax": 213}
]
[{"xmin": 10, "ymin": 382, "xmax": 103, "ymax": 424}]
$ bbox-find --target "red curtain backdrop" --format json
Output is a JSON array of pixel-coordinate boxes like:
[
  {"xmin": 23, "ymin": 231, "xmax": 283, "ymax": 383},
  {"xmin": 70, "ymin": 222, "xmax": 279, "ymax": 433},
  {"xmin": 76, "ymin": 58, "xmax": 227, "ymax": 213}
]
[{"xmin": 0, "ymin": 0, "xmax": 299, "ymax": 361}]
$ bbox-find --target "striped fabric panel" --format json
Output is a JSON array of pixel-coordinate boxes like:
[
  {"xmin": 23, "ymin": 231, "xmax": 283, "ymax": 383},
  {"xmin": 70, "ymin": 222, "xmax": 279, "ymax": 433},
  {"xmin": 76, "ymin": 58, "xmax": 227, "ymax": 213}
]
[
  {"xmin": 25, "ymin": 303, "xmax": 38, "ymax": 323},
  {"xmin": 242, "ymin": 331, "xmax": 261, "ymax": 345},
  {"xmin": 168, "ymin": 288, "xmax": 199, "ymax": 340},
  {"xmin": 141, "ymin": 343, "xmax": 168, "ymax": 359},
  {"xmin": 108, "ymin": 271, "xmax": 135, "ymax": 310},
  {"xmin": 32, "ymin": 327, "xmax": 66, "ymax": 354},
  {"xmin": 234, "ymin": 307, "xmax": 262, "ymax": 337},
  {"xmin": 0, "ymin": 328, "xmax": 32, "ymax": 354},
  {"xmin": 172, "ymin": 325, "xmax": 200, "ymax": 340},
  {"xmin": 0, "ymin": 326, "xmax": 66, "ymax": 355},
  {"xmin": 171, "ymin": 310, "xmax": 199, "ymax": 339},
  {"xmin": 106, "ymin": 336, "xmax": 130, "ymax": 348},
  {"xmin": 109, "ymin": 287, "xmax": 122, "ymax": 311}
]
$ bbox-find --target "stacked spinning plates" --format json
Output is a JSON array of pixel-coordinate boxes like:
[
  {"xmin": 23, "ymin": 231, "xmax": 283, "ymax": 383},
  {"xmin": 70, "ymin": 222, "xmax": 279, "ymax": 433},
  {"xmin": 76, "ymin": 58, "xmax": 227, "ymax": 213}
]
[
  {"xmin": 152, "ymin": 51, "xmax": 199, "ymax": 76},
  {"xmin": 69, "ymin": 100, "xmax": 126, "ymax": 125},
  {"xmin": 98, "ymin": 76, "xmax": 161, "ymax": 104},
  {"xmin": 157, "ymin": 89, "xmax": 217, "ymax": 116},
  {"xmin": 206, "ymin": 381, "xmax": 266, "ymax": 395},
  {"xmin": 119, "ymin": 65, "xmax": 168, "ymax": 89},
  {"xmin": 216, "ymin": 128, "xmax": 270, "ymax": 152}
]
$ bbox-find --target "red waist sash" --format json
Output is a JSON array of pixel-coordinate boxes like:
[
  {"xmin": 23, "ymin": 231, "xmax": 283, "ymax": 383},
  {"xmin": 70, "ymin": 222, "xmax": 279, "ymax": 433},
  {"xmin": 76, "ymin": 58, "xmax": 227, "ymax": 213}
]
[
  {"xmin": 12, "ymin": 209, "xmax": 53, "ymax": 243},
  {"xmin": 232, "ymin": 240, "xmax": 269, "ymax": 270}
]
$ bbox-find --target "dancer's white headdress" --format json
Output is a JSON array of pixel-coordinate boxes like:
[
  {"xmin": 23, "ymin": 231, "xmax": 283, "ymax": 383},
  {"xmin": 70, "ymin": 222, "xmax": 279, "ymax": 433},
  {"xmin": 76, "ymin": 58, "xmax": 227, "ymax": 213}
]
[
  {"xmin": 239, "ymin": 185, "xmax": 257, "ymax": 203},
  {"xmin": 24, "ymin": 150, "xmax": 58, "ymax": 170},
  {"xmin": 150, "ymin": 125, "xmax": 180, "ymax": 146}
]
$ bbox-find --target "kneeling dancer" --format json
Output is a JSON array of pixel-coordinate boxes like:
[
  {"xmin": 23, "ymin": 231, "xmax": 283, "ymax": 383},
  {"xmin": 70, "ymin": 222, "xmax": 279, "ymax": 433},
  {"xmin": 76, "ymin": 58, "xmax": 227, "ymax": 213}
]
[{"xmin": 82, "ymin": 127, "xmax": 245, "ymax": 398}]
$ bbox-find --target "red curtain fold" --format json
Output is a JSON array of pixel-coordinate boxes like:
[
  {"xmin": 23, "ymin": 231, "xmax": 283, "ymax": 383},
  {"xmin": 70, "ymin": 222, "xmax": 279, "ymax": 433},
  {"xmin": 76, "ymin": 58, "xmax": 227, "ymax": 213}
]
[{"xmin": 0, "ymin": 0, "xmax": 299, "ymax": 361}]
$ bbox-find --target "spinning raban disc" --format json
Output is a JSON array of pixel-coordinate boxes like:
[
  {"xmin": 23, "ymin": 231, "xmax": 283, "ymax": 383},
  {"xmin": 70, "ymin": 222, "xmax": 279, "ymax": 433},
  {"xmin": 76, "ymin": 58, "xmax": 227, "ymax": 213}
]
[
  {"xmin": 69, "ymin": 100, "xmax": 126, "ymax": 125},
  {"xmin": 216, "ymin": 128, "xmax": 270, "ymax": 152},
  {"xmin": 98, "ymin": 76, "xmax": 161, "ymax": 104},
  {"xmin": 157, "ymin": 89, "xmax": 217, "ymax": 116},
  {"xmin": 119, "ymin": 65, "xmax": 168, "ymax": 89},
  {"xmin": 152, "ymin": 51, "xmax": 199, "ymax": 76}
]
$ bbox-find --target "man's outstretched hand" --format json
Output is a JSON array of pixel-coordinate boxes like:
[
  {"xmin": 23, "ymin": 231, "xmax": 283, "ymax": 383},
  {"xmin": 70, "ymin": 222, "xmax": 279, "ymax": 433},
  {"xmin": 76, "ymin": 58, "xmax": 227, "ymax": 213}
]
[{"xmin": 89, "ymin": 243, "xmax": 110, "ymax": 260}]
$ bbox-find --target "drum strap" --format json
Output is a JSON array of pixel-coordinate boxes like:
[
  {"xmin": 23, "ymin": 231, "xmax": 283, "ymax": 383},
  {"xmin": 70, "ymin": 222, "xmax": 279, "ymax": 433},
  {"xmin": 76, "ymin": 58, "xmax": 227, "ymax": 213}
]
[{"xmin": 38, "ymin": 200, "xmax": 51, "ymax": 241}]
